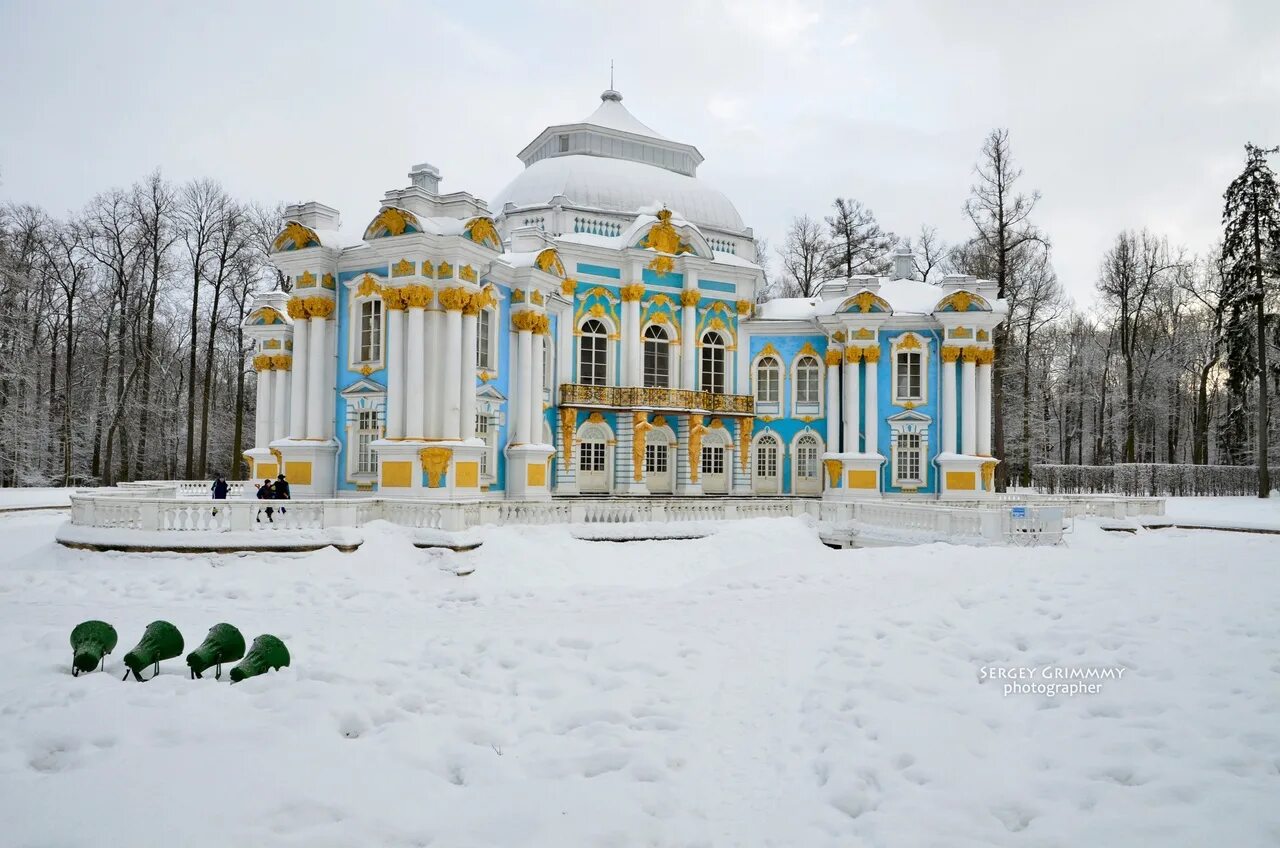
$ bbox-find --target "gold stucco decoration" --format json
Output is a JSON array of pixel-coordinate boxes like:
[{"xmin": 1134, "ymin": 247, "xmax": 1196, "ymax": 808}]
[
  {"xmin": 633, "ymin": 412, "xmax": 654, "ymax": 482},
  {"xmin": 825, "ymin": 349, "xmax": 843, "ymax": 366},
  {"xmin": 511, "ymin": 311, "xmax": 539, "ymax": 332},
  {"xmin": 382, "ymin": 288, "xmax": 406, "ymax": 311},
  {"xmin": 402, "ymin": 285, "xmax": 433, "ymax": 309},
  {"xmin": 620, "ymin": 284, "xmax": 645, "ymax": 302},
  {"xmin": 270, "ymin": 354, "xmax": 291, "ymax": 371},
  {"xmin": 560, "ymin": 408, "xmax": 576, "ymax": 471},
  {"xmin": 355, "ymin": 275, "xmax": 381, "ymax": 298},
  {"xmin": 561, "ymin": 278, "xmax": 578, "ymax": 296},
  {"xmin": 824, "ymin": 459, "xmax": 842, "ymax": 488},
  {"xmin": 897, "ymin": 334, "xmax": 922, "ymax": 350},
  {"xmin": 391, "ymin": 259, "xmax": 415, "ymax": 278},
  {"xmin": 303, "ymin": 297, "xmax": 335, "ymax": 319},
  {"xmin": 438, "ymin": 287, "xmax": 471, "ymax": 312},
  {"xmin": 437, "ymin": 261, "xmax": 453, "ymax": 279},
  {"xmin": 297, "ymin": 270, "xmax": 316, "ymax": 289},
  {"xmin": 680, "ymin": 289, "xmax": 702, "ymax": 307},
  {"xmin": 365, "ymin": 207, "xmax": 419, "ymax": 240},
  {"xmin": 272, "ymin": 221, "xmax": 320, "ymax": 252},
  {"xmin": 687, "ymin": 414, "xmax": 708, "ymax": 483},
  {"xmin": 977, "ymin": 329, "xmax": 990, "ymax": 342},
  {"xmin": 420, "ymin": 447, "xmax": 451, "ymax": 488},
  {"xmin": 738, "ymin": 418, "xmax": 752, "ymax": 471},
  {"xmin": 941, "ymin": 346, "xmax": 962, "ymax": 363},
  {"xmin": 535, "ymin": 248, "xmax": 566, "ymax": 277},
  {"xmin": 286, "ymin": 298, "xmax": 308, "ymax": 320},
  {"xmin": 845, "ymin": 347, "xmax": 863, "ymax": 364},
  {"xmin": 252, "ymin": 354, "xmax": 273, "ymax": 372},
  {"xmin": 863, "ymin": 347, "xmax": 881, "ymax": 364},
  {"xmin": 464, "ymin": 217, "xmax": 501, "ymax": 250},
  {"xmin": 460, "ymin": 265, "xmax": 477, "ymax": 283},
  {"xmin": 735, "ymin": 299, "xmax": 753, "ymax": 316},
  {"xmin": 322, "ymin": 273, "xmax": 336, "ymax": 290}
]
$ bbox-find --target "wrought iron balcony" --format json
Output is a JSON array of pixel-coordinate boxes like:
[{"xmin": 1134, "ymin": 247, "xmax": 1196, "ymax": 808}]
[{"xmin": 559, "ymin": 383, "xmax": 755, "ymax": 416}]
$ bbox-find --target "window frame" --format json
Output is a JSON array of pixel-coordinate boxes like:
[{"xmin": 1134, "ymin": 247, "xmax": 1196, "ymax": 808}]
[
  {"xmin": 890, "ymin": 334, "xmax": 929, "ymax": 407},
  {"xmin": 792, "ymin": 354, "xmax": 822, "ymax": 417},
  {"xmin": 701, "ymin": 331, "xmax": 727, "ymax": 394},
  {"xmin": 578, "ymin": 318, "xmax": 610, "ymax": 387},
  {"xmin": 754, "ymin": 354, "xmax": 781, "ymax": 412},
  {"xmin": 642, "ymin": 323, "xmax": 671, "ymax": 388}
]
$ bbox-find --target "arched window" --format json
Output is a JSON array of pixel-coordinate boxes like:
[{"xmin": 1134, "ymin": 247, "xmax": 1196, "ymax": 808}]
[
  {"xmin": 794, "ymin": 355, "xmax": 821, "ymax": 415},
  {"xmin": 643, "ymin": 324, "xmax": 670, "ymax": 388},
  {"xmin": 701, "ymin": 331, "xmax": 726, "ymax": 394},
  {"xmin": 578, "ymin": 319, "xmax": 608, "ymax": 386},
  {"xmin": 794, "ymin": 432, "xmax": 820, "ymax": 494},
  {"xmin": 755, "ymin": 356, "xmax": 780, "ymax": 405},
  {"xmin": 753, "ymin": 432, "xmax": 780, "ymax": 494}
]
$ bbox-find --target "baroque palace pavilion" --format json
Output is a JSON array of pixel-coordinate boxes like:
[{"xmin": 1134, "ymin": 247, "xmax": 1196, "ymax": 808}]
[{"xmin": 242, "ymin": 89, "xmax": 1005, "ymax": 501}]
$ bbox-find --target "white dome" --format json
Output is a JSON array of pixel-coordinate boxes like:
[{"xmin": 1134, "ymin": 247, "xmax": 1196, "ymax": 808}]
[{"xmin": 492, "ymin": 154, "xmax": 746, "ymax": 233}]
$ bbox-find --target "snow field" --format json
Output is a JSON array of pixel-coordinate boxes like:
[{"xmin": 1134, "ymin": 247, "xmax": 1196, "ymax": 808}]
[{"xmin": 0, "ymin": 508, "xmax": 1277, "ymax": 846}]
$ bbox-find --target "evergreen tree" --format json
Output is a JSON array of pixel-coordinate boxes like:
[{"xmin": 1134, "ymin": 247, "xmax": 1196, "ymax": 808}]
[{"xmin": 1220, "ymin": 143, "xmax": 1280, "ymax": 496}]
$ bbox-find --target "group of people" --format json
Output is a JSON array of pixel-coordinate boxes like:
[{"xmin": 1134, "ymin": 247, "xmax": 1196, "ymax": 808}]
[{"xmin": 210, "ymin": 473, "xmax": 291, "ymax": 523}]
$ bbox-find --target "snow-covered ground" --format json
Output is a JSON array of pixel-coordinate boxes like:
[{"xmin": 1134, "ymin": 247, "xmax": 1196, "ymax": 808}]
[
  {"xmin": 0, "ymin": 486, "xmax": 72, "ymax": 509},
  {"xmin": 0, "ymin": 503, "xmax": 1277, "ymax": 847}
]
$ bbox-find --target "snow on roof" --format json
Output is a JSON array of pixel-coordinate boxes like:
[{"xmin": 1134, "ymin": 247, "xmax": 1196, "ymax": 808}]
[
  {"xmin": 581, "ymin": 90, "xmax": 667, "ymax": 140},
  {"xmin": 755, "ymin": 279, "xmax": 1008, "ymax": 320},
  {"xmin": 492, "ymin": 154, "xmax": 745, "ymax": 232}
]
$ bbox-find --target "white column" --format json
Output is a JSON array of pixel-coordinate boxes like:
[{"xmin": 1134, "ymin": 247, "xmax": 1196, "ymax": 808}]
[
  {"xmin": 272, "ymin": 365, "xmax": 288, "ymax": 443},
  {"xmin": 254, "ymin": 361, "xmax": 271, "ymax": 447},
  {"xmin": 977, "ymin": 354, "xmax": 993, "ymax": 456},
  {"xmin": 288, "ymin": 317, "xmax": 308, "ymax": 439},
  {"xmin": 441, "ymin": 302, "xmax": 463, "ymax": 441},
  {"xmin": 425, "ymin": 305, "xmax": 442, "ymax": 438},
  {"xmin": 842, "ymin": 350, "xmax": 859, "ymax": 453},
  {"xmin": 385, "ymin": 302, "xmax": 405, "ymax": 439},
  {"xmin": 864, "ymin": 350, "xmax": 879, "ymax": 455},
  {"xmin": 961, "ymin": 349, "xmax": 977, "ymax": 456},
  {"xmin": 624, "ymin": 294, "xmax": 642, "ymax": 386},
  {"xmin": 941, "ymin": 350, "xmax": 958, "ymax": 455},
  {"xmin": 405, "ymin": 304, "xmax": 425, "ymax": 439},
  {"xmin": 461, "ymin": 306, "xmax": 477, "ymax": 441},
  {"xmin": 825, "ymin": 352, "xmax": 840, "ymax": 452},
  {"xmin": 306, "ymin": 313, "xmax": 327, "ymax": 439},
  {"xmin": 515, "ymin": 324, "xmax": 533, "ymax": 444},
  {"xmin": 681, "ymin": 291, "xmax": 698, "ymax": 390},
  {"xmin": 530, "ymin": 326, "xmax": 545, "ymax": 443}
]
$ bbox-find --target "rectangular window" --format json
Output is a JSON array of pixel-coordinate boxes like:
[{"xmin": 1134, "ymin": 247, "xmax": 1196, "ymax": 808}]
[
  {"xmin": 756, "ymin": 443, "xmax": 778, "ymax": 478},
  {"xmin": 895, "ymin": 433, "xmax": 923, "ymax": 485},
  {"xmin": 896, "ymin": 352, "xmax": 922, "ymax": 401},
  {"xmin": 796, "ymin": 444, "xmax": 818, "ymax": 478},
  {"xmin": 702, "ymin": 347, "xmax": 725, "ymax": 394},
  {"xmin": 700, "ymin": 446, "xmax": 724, "ymax": 476},
  {"xmin": 476, "ymin": 309, "xmax": 492, "ymax": 370},
  {"xmin": 757, "ymin": 364, "xmax": 779, "ymax": 404},
  {"xmin": 644, "ymin": 443, "xmax": 668, "ymax": 473},
  {"xmin": 643, "ymin": 340, "xmax": 670, "ymax": 388},
  {"xmin": 796, "ymin": 366, "xmax": 819, "ymax": 405},
  {"xmin": 579, "ymin": 441, "xmax": 606, "ymax": 472},
  {"xmin": 359, "ymin": 300, "xmax": 383, "ymax": 362},
  {"xmin": 580, "ymin": 335, "xmax": 607, "ymax": 386},
  {"xmin": 558, "ymin": 134, "xmax": 570, "ymax": 153},
  {"xmin": 476, "ymin": 414, "xmax": 491, "ymax": 478},
  {"xmin": 356, "ymin": 409, "xmax": 379, "ymax": 474}
]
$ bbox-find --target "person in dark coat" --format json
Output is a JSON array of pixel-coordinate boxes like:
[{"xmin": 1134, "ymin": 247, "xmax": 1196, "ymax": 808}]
[
  {"xmin": 211, "ymin": 474, "xmax": 229, "ymax": 500},
  {"xmin": 274, "ymin": 474, "xmax": 290, "ymax": 515},
  {"xmin": 256, "ymin": 479, "xmax": 275, "ymax": 523}
]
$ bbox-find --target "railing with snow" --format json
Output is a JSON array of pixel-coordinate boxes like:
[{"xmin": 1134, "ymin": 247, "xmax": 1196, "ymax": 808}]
[{"xmin": 64, "ymin": 486, "xmax": 1167, "ymax": 547}]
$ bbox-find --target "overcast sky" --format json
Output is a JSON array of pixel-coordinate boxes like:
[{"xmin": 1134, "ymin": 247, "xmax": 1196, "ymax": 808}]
[{"xmin": 2, "ymin": 0, "xmax": 1277, "ymax": 303}]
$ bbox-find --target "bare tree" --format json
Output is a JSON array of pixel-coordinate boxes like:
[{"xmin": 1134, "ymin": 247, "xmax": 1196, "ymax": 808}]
[
  {"xmin": 900, "ymin": 225, "xmax": 947, "ymax": 283},
  {"xmin": 826, "ymin": 197, "xmax": 893, "ymax": 279},
  {"xmin": 777, "ymin": 215, "xmax": 831, "ymax": 298},
  {"xmin": 178, "ymin": 179, "xmax": 224, "ymax": 478}
]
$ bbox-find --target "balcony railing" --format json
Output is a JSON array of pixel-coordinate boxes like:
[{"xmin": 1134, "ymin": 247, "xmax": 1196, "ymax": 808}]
[{"xmin": 559, "ymin": 383, "xmax": 755, "ymax": 416}]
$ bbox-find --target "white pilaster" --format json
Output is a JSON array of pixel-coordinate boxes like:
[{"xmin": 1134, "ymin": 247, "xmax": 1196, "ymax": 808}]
[
  {"xmin": 515, "ymin": 327, "xmax": 532, "ymax": 444},
  {"xmin": 941, "ymin": 349, "xmax": 958, "ymax": 455},
  {"xmin": 254, "ymin": 363, "xmax": 271, "ymax": 448},
  {"xmin": 385, "ymin": 304, "xmax": 405, "ymax": 440},
  {"xmin": 288, "ymin": 317, "xmax": 308, "ymax": 438},
  {"xmin": 977, "ymin": 356, "xmax": 993, "ymax": 456},
  {"xmin": 460, "ymin": 309, "xmax": 477, "ymax": 441},
  {"xmin": 961, "ymin": 351, "xmax": 977, "ymax": 456},
  {"xmin": 864, "ymin": 350, "xmax": 880, "ymax": 455},
  {"xmin": 681, "ymin": 290, "xmax": 698, "ymax": 390},
  {"xmin": 825, "ymin": 352, "xmax": 840, "ymax": 453},
  {"xmin": 271, "ymin": 366, "xmax": 288, "ymax": 443},
  {"xmin": 530, "ymin": 329, "xmax": 545, "ymax": 443},
  {"xmin": 842, "ymin": 352, "xmax": 859, "ymax": 453},
  {"xmin": 425, "ymin": 306, "xmax": 442, "ymax": 438},
  {"xmin": 405, "ymin": 305, "xmax": 425, "ymax": 439},
  {"xmin": 441, "ymin": 305, "xmax": 462, "ymax": 441},
  {"xmin": 306, "ymin": 314, "xmax": 327, "ymax": 439}
]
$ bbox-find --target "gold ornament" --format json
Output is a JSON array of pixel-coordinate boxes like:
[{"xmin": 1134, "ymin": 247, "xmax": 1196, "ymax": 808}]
[
  {"xmin": 460, "ymin": 265, "xmax": 477, "ymax": 283},
  {"xmin": 863, "ymin": 347, "xmax": 881, "ymax": 364},
  {"xmin": 633, "ymin": 412, "xmax": 654, "ymax": 481},
  {"xmin": 286, "ymin": 298, "xmax": 307, "ymax": 320},
  {"xmin": 356, "ymin": 275, "xmax": 381, "ymax": 298},
  {"xmin": 273, "ymin": 221, "xmax": 320, "ymax": 252},
  {"xmin": 464, "ymin": 217, "xmax": 501, "ymax": 250},
  {"xmin": 560, "ymin": 408, "xmax": 576, "ymax": 470},
  {"xmin": 735, "ymin": 299, "xmax": 753, "ymax": 316},
  {"xmin": 825, "ymin": 348, "xmax": 843, "ymax": 366},
  {"xmin": 391, "ymin": 259, "xmax": 415, "ymax": 278},
  {"xmin": 296, "ymin": 270, "xmax": 316, "ymax": 289},
  {"xmin": 420, "ymin": 447, "xmax": 451, "ymax": 488},
  {"xmin": 832, "ymin": 330, "xmax": 846, "ymax": 343},
  {"xmin": 824, "ymin": 459, "xmax": 842, "ymax": 488},
  {"xmin": 845, "ymin": 347, "xmax": 863, "ymax": 364},
  {"xmin": 511, "ymin": 289, "xmax": 525, "ymax": 304},
  {"xmin": 620, "ymin": 284, "xmax": 645, "ymax": 302},
  {"xmin": 270, "ymin": 354, "xmax": 291, "ymax": 371},
  {"xmin": 402, "ymin": 285, "xmax": 433, "ymax": 309},
  {"xmin": 535, "ymin": 248, "xmax": 565, "ymax": 276},
  {"xmin": 365, "ymin": 207, "xmax": 419, "ymax": 239},
  {"xmin": 422, "ymin": 261, "xmax": 436, "ymax": 279},
  {"xmin": 252, "ymin": 354, "xmax": 273, "ymax": 372},
  {"xmin": 382, "ymin": 288, "xmax": 406, "ymax": 311},
  {"xmin": 438, "ymin": 287, "xmax": 471, "ymax": 312},
  {"xmin": 561, "ymin": 278, "xmax": 578, "ymax": 296},
  {"xmin": 962, "ymin": 346, "xmax": 981, "ymax": 363},
  {"xmin": 437, "ymin": 261, "xmax": 453, "ymax": 279},
  {"xmin": 941, "ymin": 346, "xmax": 962, "ymax": 363},
  {"xmin": 738, "ymin": 418, "xmax": 752, "ymax": 470},
  {"xmin": 511, "ymin": 311, "xmax": 539, "ymax": 332},
  {"xmin": 322, "ymin": 273, "xmax": 336, "ymax": 290},
  {"xmin": 977, "ymin": 329, "xmax": 990, "ymax": 342},
  {"xmin": 687, "ymin": 414, "xmax": 708, "ymax": 483},
  {"xmin": 897, "ymin": 334, "xmax": 922, "ymax": 350}
]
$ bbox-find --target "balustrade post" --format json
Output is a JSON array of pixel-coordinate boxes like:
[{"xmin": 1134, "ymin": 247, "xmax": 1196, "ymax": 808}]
[
  {"xmin": 229, "ymin": 500, "xmax": 252, "ymax": 532},
  {"xmin": 140, "ymin": 502, "xmax": 159, "ymax": 532}
]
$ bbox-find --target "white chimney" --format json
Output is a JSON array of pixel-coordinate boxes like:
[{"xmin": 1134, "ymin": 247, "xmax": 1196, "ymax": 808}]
[
  {"xmin": 283, "ymin": 201, "xmax": 341, "ymax": 232},
  {"xmin": 409, "ymin": 162, "xmax": 441, "ymax": 194},
  {"xmin": 891, "ymin": 246, "xmax": 916, "ymax": 281}
]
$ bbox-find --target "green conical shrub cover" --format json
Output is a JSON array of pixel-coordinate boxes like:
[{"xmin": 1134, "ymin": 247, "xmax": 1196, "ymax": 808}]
[
  {"xmin": 186, "ymin": 623, "xmax": 246, "ymax": 677},
  {"xmin": 229, "ymin": 634, "xmax": 290, "ymax": 683},
  {"xmin": 123, "ymin": 621, "xmax": 184, "ymax": 676},
  {"xmin": 70, "ymin": 620, "xmax": 118, "ymax": 673}
]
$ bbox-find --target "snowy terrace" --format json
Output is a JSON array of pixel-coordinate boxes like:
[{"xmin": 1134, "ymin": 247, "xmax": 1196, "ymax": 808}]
[
  {"xmin": 58, "ymin": 481, "xmax": 1167, "ymax": 550},
  {"xmin": 1, "ymin": 497, "xmax": 1278, "ymax": 846}
]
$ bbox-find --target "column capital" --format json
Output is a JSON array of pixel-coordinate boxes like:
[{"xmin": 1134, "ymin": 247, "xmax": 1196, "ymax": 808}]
[
  {"xmin": 680, "ymin": 289, "xmax": 702, "ymax": 308},
  {"xmin": 252, "ymin": 354, "xmax": 273, "ymax": 372},
  {"xmin": 512, "ymin": 310, "xmax": 540, "ymax": 333},
  {"xmin": 735, "ymin": 299, "xmax": 753, "ymax": 316},
  {"xmin": 621, "ymin": 283, "xmax": 645, "ymax": 302},
  {"xmin": 962, "ymin": 345, "xmax": 981, "ymax": 363},
  {"xmin": 270, "ymin": 354, "xmax": 292, "ymax": 371},
  {"xmin": 825, "ymin": 348, "xmax": 843, "ymax": 366},
  {"xmin": 381, "ymin": 287, "xmax": 406, "ymax": 311},
  {"xmin": 401, "ymin": 285, "xmax": 433, "ymax": 310},
  {"xmin": 941, "ymin": 345, "xmax": 962, "ymax": 363},
  {"xmin": 862, "ymin": 346, "xmax": 881, "ymax": 364},
  {"xmin": 438, "ymin": 286, "xmax": 471, "ymax": 312},
  {"xmin": 845, "ymin": 347, "xmax": 863, "ymax": 364}
]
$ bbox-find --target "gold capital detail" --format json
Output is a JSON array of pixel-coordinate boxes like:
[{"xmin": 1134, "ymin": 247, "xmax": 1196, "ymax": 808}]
[
  {"xmin": 462, "ymin": 293, "xmax": 481, "ymax": 316},
  {"xmin": 824, "ymin": 459, "xmax": 842, "ymax": 488},
  {"xmin": 382, "ymin": 288, "xmax": 406, "ymax": 311},
  {"xmin": 460, "ymin": 265, "xmax": 477, "ymax": 283},
  {"xmin": 420, "ymin": 447, "xmax": 451, "ymax": 488},
  {"xmin": 392, "ymin": 258, "xmax": 415, "ymax": 278},
  {"xmin": 252, "ymin": 353, "xmax": 273, "ymax": 372},
  {"xmin": 286, "ymin": 298, "xmax": 308, "ymax": 320},
  {"xmin": 825, "ymin": 348, "xmax": 843, "ymax": 366},
  {"xmin": 735, "ymin": 299, "xmax": 753, "ymax": 316},
  {"xmin": 620, "ymin": 283, "xmax": 645, "ymax": 302},
  {"xmin": 633, "ymin": 412, "xmax": 654, "ymax": 481},
  {"xmin": 941, "ymin": 346, "xmax": 962, "ymax": 363},
  {"xmin": 533, "ymin": 314, "xmax": 551, "ymax": 335},
  {"xmin": 303, "ymin": 297, "xmax": 335, "ymax": 319},
  {"xmin": 687, "ymin": 414, "xmax": 708, "ymax": 483},
  {"xmin": 978, "ymin": 348, "xmax": 995, "ymax": 365},
  {"xmin": 270, "ymin": 354, "xmax": 291, "ymax": 371},
  {"xmin": 560, "ymin": 408, "xmax": 576, "ymax": 470},
  {"xmin": 438, "ymin": 287, "xmax": 471, "ymax": 312},
  {"xmin": 962, "ymin": 346, "xmax": 981, "ymax": 363},
  {"xmin": 862, "ymin": 346, "xmax": 881, "ymax": 364},
  {"xmin": 680, "ymin": 289, "xmax": 701, "ymax": 307},
  {"xmin": 511, "ymin": 310, "xmax": 539, "ymax": 332},
  {"xmin": 297, "ymin": 270, "xmax": 316, "ymax": 289},
  {"xmin": 845, "ymin": 347, "xmax": 863, "ymax": 364},
  {"xmin": 402, "ymin": 285, "xmax": 433, "ymax": 309},
  {"xmin": 561, "ymin": 278, "xmax": 578, "ymax": 296}
]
